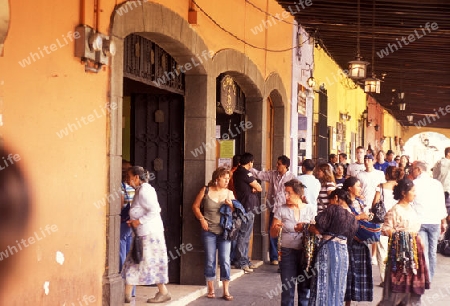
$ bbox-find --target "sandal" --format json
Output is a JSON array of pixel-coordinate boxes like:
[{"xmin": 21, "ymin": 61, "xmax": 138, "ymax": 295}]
[
  {"xmin": 207, "ymin": 291, "xmax": 215, "ymax": 298},
  {"xmin": 222, "ymin": 294, "xmax": 233, "ymax": 301}
]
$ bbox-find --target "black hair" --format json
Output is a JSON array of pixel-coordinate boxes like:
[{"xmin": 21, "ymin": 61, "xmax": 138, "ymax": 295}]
[
  {"xmin": 339, "ymin": 153, "xmax": 347, "ymax": 159},
  {"xmin": 278, "ymin": 155, "xmax": 290, "ymax": 169},
  {"xmin": 128, "ymin": 166, "xmax": 151, "ymax": 183},
  {"xmin": 302, "ymin": 159, "xmax": 315, "ymax": 171},
  {"xmin": 393, "ymin": 179, "xmax": 414, "ymax": 200},
  {"xmin": 284, "ymin": 179, "xmax": 305, "ymax": 196},
  {"xmin": 329, "ymin": 188, "xmax": 352, "ymax": 205},
  {"xmin": 343, "ymin": 176, "xmax": 359, "ymax": 191},
  {"xmin": 239, "ymin": 152, "xmax": 254, "ymax": 166}
]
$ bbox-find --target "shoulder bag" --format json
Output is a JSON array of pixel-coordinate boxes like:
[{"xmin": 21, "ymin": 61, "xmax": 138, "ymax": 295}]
[
  {"xmin": 131, "ymin": 226, "xmax": 144, "ymax": 264},
  {"xmin": 200, "ymin": 186, "xmax": 209, "ymax": 214},
  {"xmin": 350, "ymin": 200, "xmax": 381, "ymax": 243},
  {"xmin": 371, "ymin": 184, "xmax": 386, "ymax": 224}
]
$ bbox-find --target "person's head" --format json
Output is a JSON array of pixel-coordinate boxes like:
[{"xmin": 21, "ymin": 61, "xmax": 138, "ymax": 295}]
[
  {"xmin": 239, "ymin": 152, "xmax": 254, "ymax": 167},
  {"xmin": 127, "ymin": 166, "xmax": 150, "ymax": 188},
  {"xmin": 315, "ymin": 163, "xmax": 335, "ymax": 184},
  {"xmin": 339, "ymin": 153, "xmax": 347, "ymax": 163},
  {"xmin": 393, "ymin": 179, "xmax": 415, "ymax": 202},
  {"xmin": 445, "ymin": 147, "xmax": 450, "ymax": 159},
  {"xmin": 385, "ymin": 166, "xmax": 404, "ymax": 181},
  {"xmin": 301, "ymin": 159, "xmax": 315, "ymax": 173},
  {"xmin": 122, "ymin": 159, "xmax": 132, "ymax": 181},
  {"xmin": 328, "ymin": 188, "xmax": 352, "ymax": 206},
  {"xmin": 329, "ymin": 154, "xmax": 337, "ymax": 164},
  {"xmin": 366, "ymin": 148, "xmax": 374, "ymax": 155},
  {"xmin": 335, "ymin": 163, "xmax": 345, "ymax": 177},
  {"xmin": 0, "ymin": 146, "xmax": 30, "ymax": 288},
  {"xmin": 411, "ymin": 160, "xmax": 427, "ymax": 179},
  {"xmin": 399, "ymin": 155, "xmax": 409, "ymax": 167},
  {"xmin": 232, "ymin": 155, "xmax": 241, "ymax": 168},
  {"xmin": 343, "ymin": 176, "xmax": 361, "ymax": 198},
  {"xmin": 394, "ymin": 155, "xmax": 400, "ymax": 163},
  {"xmin": 276, "ymin": 155, "xmax": 290, "ymax": 174},
  {"xmin": 355, "ymin": 146, "xmax": 365, "ymax": 163},
  {"xmin": 363, "ymin": 154, "xmax": 374, "ymax": 171},
  {"xmin": 208, "ymin": 167, "xmax": 231, "ymax": 188},
  {"xmin": 284, "ymin": 179, "xmax": 305, "ymax": 204},
  {"xmin": 376, "ymin": 150, "xmax": 385, "ymax": 163},
  {"xmin": 386, "ymin": 150, "xmax": 395, "ymax": 162}
]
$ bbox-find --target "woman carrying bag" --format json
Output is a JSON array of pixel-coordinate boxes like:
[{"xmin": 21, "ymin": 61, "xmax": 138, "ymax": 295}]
[{"xmin": 122, "ymin": 166, "xmax": 171, "ymax": 304}]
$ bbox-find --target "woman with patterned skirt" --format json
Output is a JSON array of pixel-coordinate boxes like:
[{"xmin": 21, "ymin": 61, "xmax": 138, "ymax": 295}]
[
  {"xmin": 308, "ymin": 188, "xmax": 359, "ymax": 305},
  {"xmin": 343, "ymin": 177, "xmax": 374, "ymax": 305},
  {"xmin": 378, "ymin": 179, "xmax": 430, "ymax": 305}
]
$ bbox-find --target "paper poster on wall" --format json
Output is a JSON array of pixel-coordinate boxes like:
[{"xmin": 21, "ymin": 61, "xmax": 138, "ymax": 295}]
[
  {"xmin": 219, "ymin": 140, "xmax": 235, "ymax": 158},
  {"xmin": 216, "ymin": 125, "xmax": 221, "ymax": 138},
  {"xmin": 218, "ymin": 158, "xmax": 232, "ymax": 170}
]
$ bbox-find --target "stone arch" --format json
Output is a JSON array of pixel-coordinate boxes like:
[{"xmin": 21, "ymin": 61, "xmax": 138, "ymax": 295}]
[
  {"xmin": 106, "ymin": 1, "xmax": 215, "ymax": 301},
  {"xmin": 265, "ymin": 72, "xmax": 289, "ymax": 168}
]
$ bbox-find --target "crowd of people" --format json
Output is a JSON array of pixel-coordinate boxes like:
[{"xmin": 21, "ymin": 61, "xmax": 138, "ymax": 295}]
[{"xmin": 117, "ymin": 145, "xmax": 450, "ymax": 305}]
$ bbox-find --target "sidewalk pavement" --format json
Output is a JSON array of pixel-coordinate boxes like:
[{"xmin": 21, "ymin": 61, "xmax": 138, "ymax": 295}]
[
  {"xmin": 123, "ymin": 261, "xmax": 264, "ymax": 305},
  {"xmin": 124, "ymin": 254, "xmax": 450, "ymax": 306}
]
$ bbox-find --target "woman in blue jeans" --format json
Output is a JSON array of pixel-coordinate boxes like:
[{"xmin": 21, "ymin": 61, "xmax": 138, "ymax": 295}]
[
  {"xmin": 192, "ymin": 167, "xmax": 235, "ymax": 301},
  {"xmin": 270, "ymin": 179, "xmax": 316, "ymax": 306}
]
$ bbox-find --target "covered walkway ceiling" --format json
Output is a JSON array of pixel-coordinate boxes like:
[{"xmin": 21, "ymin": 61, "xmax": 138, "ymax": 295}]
[{"xmin": 277, "ymin": 0, "xmax": 450, "ymax": 129}]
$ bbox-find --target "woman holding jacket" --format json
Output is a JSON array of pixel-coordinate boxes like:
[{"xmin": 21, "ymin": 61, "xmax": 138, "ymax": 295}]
[{"xmin": 192, "ymin": 167, "xmax": 235, "ymax": 301}]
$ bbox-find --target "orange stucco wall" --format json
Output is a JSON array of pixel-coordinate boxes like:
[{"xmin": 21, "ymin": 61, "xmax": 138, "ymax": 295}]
[
  {"xmin": 0, "ymin": 0, "xmax": 108, "ymax": 304},
  {"xmin": 0, "ymin": 0, "xmax": 294, "ymax": 304}
]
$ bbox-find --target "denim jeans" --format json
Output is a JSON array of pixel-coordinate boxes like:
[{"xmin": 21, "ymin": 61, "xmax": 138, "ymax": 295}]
[
  {"xmin": 419, "ymin": 223, "xmax": 440, "ymax": 280},
  {"xmin": 234, "ymin": 211, "xmax": 255, "ymax": 268},
  {"xmin": 269, "ymin": 211, "xmax": 279, "ymax": 262},
  {"xmin": 120, "ymin": 222, "xmax": 133, "ymax": 271},
  {"xmin": 202, "ymin": 230, "xmax": 231, "ymax": 281},
  {"xmin": 120, "ymin": 222, "xmax": 135, "ymax": 296},
  {"xmin": 279, "ymin": 247, "xmax": 310, "ymax": 306}
]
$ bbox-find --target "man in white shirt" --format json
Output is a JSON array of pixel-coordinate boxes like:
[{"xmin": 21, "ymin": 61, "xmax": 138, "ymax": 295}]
[
  {"xmin": 346, "ymin": 146, "xmax": 366, "ymax": 178},
  {"xmin": 298, "ymin": 159, "xmax": 321, "ymax": 215},
  {"xmin": 250, "ymin": 155, "xmax": 297, "ymax": 265},
  {"xmin": 433, "ymin": 147, "xmax": 450, "ymax": 215},
  {"xmin": 356, "ymin": 154, "xmax": 387, "ymax": 284},
  {"xmin": 412, "ymin": 161, "xmax": 447, "ymax": 280}
]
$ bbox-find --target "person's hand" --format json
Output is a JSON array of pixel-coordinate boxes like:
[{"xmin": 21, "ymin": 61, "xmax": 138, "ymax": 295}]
[
  {"xmin": 308, "ymin": 224, "xmax": 320, "ymax": 235},
  {"xmin": 441, "ymin": 223, "xmax": 447, "ymax": 234},
  {"xmin": 294, "ymin": 223, "xmax": 303, "ymax": 232},
  {"xmin": 127, "ymin": 219, "xmax": 140, "ymax": 228},
  {"xmin": 224, "ymin": 199, "xmax": 233, "ymax": 208},
  {"xmin": 200, "ymin": 218, "xmax": 209, "ymax": 231},
  {"xmin": 252, "ymin": 188, "xmax": 257, "ymax": 193},
  {"xmin": 357, "ymin": 212, "xmax": 369, "ymax": 221}
]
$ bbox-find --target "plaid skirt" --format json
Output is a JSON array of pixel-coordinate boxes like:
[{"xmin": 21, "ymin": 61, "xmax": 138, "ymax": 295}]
[
  {"xmin": 345, "ymin": 241, "xmax": 373, "ymax": 302},
  {"xmin": 121, "ymin": 231, "xmax": 169, "ymax": 285}
]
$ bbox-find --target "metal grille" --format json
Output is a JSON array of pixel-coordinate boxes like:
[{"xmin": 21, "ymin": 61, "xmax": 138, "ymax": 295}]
[{"xmin": 124, "ymin": 34, "xmax": 184, "ymax": 94}]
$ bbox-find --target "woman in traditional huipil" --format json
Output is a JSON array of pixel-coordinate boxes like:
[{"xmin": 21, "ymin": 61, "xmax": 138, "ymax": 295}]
[
  {"xmin": 308, "ymin": 188, "xmax": 359, "ymax": 305},
  {"xmin": 378, "ymin": 179, "xmax": 430, "ymax": 305},
  {"xmin": 343, "ymin": 177, "xmax": 373, "ymax": 306}
]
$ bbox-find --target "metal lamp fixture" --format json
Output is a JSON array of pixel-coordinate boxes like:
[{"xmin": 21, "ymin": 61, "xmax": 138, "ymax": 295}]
[
  {"xmin": 406, "ymin": 115, "xmax": 413, "ymax": 122},
  {"xmin": 362, "ymin": 108, "xmax": 368, "ymax": 119},
  {"xmin": 399, "ymin": 101, "xmax": 406, "ymax": 111},
  {"xmin": 348, "ymin": 0, "xmax": 369, "ymax": 80},
  {"xmin": 307, "ymin": 76, "xmax": 316, "ymax": 88},
  {"xmin": 364, "ymin": 0, "xmax": 381, "ymax": 93}
]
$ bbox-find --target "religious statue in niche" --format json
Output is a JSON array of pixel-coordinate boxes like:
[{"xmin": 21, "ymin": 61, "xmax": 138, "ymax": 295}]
[{"xmin": 220, "ymin": 75, "xmax": 237, "ymax": 115}]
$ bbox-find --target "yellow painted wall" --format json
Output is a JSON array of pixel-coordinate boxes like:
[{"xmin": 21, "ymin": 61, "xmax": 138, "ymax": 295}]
[
  {"xmin": 0, "ymin": 0, "xmax": 294, "ymax": 304},
  {"xmin": 313, "ymin": 47, "xmax": 367, "ymax": 155}
]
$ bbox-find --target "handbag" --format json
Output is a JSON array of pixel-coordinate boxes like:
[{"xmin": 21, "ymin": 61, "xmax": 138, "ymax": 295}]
[
  {"xmin": 371, "ymin": 184, "xmax": 386, "ymax": 224},
  {"xmin": 200, "ymin": 186, "xmax": 209, "ymax": 214},
  {"xmin": 438, "ymin": 240, "xmax": 450, "ymax": 256},
  {"xmin": 130, "ymin": 227, "xmax": 144, "ymax": 264},
  {"xmin": 350, "ymin": 200, "xmax": 381, "ymax": 243}
]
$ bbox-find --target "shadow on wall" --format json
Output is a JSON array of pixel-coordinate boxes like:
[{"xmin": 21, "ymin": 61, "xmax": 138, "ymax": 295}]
[{"xmin": 0, "ymin": 140, "xmax": 31, "ymax": 298}]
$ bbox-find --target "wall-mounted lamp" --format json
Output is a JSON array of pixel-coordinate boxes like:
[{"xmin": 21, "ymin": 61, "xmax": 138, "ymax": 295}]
[
  {"xmin": 398, "ymin": 92, "xmax": 405, "ymax": 100},
  {"xmin": 399, "ymin": 101, "xmax": 406, "ymax": 111},
  {"xmin": 307, "ymin": 77, "xmax": 316, "ymax": 88},
  {"xmin": 406, "ymin": 115, "xmax": 413, "ymax": 123},
  {"xmin": 362, "ymin": 109, "xmax": 368, "ymax": 120},
  {"xmin": 374, "ymin": 124, "xmax": 380, "ymax": 131},
  {"xmin": 340, "ymin": 112, "xmax": 351, "ymax": 121},
  {"xmin": 366, "ymin": 119, "xmax": 373, "ymax": 127}
]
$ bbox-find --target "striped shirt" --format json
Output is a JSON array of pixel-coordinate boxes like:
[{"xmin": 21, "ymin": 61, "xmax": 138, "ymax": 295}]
[{"xmin": 317, "ymin": 182, "xmax": 336, "ymax": 214}]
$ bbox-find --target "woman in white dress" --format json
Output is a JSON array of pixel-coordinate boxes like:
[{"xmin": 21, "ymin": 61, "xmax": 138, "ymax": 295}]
[{"xmin": 122, "ymin": 166, "xmax": 171, "ymax": 303}]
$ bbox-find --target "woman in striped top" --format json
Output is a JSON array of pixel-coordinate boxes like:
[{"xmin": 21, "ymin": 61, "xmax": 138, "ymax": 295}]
[{"xmin": 315, "ymin": 163, "xmax": 336, "ymax": 214}]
